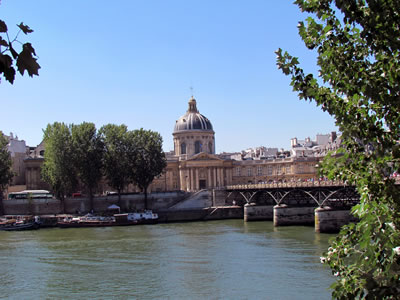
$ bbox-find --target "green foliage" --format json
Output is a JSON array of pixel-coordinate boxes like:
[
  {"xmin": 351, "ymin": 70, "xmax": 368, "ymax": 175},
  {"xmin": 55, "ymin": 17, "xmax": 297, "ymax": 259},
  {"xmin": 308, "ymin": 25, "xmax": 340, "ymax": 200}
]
[
  {"xmin": 71, "ymin": 122, "xmax": 104, "ymax": 210},
  {"xmin": 276, "ymin": 0, "xmax": 400, "ymax": 298},
  {"xmin": 42, "ymin": 123, "xmax": 77, "ymax": 208},
  {"xmin": 130, "ymin": 128, "xmax": 166, "ymax": 209},
  {"xmin": 42, "ymin": 121, "xmax": 166, "ymax": 212},
  {"xmin": 0, "ymin": 131, "xmax": 13, "ymax": 193},
  {"xmin": 99, "ymin": 124, "xmax": 133, "ymax": 205},
  {"xmin": 0, "ymin": 13, "xmax": 40, "ymax": 84}
]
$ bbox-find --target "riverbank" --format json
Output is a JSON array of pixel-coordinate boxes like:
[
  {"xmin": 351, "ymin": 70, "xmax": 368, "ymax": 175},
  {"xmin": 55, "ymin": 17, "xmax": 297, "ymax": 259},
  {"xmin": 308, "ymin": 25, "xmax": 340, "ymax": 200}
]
[{"xmin": 0, "ymin": 206, "xmax": 244, "ymax": 228}]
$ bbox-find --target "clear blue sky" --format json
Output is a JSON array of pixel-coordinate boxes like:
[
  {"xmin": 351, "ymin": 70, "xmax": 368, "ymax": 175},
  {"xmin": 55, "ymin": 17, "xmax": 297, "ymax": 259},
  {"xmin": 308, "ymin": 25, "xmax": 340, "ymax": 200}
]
[{"xmin": 1, "ymin": 0, "xmax": 337, "ymax": 152}]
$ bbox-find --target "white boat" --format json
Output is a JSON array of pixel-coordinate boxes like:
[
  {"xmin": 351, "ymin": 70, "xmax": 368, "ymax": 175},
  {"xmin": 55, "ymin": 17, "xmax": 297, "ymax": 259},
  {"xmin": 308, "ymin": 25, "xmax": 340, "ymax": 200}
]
[{"xmin": 114, "ymin": 210, "xmax": 158, "ymax": 225}]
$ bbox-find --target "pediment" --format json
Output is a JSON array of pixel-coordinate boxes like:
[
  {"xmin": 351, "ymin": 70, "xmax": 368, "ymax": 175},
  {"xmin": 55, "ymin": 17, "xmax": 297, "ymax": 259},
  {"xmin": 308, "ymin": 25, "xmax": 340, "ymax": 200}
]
[{"xmin": 187, "ymin": 152, "xmax": 223, "ymax": 161}]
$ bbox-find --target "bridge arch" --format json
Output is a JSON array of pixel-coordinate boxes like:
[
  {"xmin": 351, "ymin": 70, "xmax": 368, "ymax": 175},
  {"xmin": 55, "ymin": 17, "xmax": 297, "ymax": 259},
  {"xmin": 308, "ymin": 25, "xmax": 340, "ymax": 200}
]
[
  {"xmin": 319, "ymin": 187, "xmax": 359, "ymax": 208},
  {"xmin": 278, "ymin": 189, "xmax": 319, "ymax": 206}
]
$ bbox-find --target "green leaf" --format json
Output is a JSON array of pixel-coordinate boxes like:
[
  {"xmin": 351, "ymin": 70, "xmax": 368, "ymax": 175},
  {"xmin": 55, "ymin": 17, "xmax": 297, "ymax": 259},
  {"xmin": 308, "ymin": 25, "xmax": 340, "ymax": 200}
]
[
  {"xmin": 3, "ymin": 64, "xmax": 16, "ymax": 84},
  {"xmin": 0, "ymin": 54, "xmax": 15, "ymax": 83},
  {"xmin": 0, "ymin": 20, "xmax": 7, "ymax": 33},
  {"xmin": 0, "ymin": 37, "xmax": 8, "ymax": 47},
  {"xmin": 16, "ymin": 43, "xmax": 40, "ymax": 77},
  {"xmin": 17, "ymin": 22, "xmax": 33, "ymax": 34}
]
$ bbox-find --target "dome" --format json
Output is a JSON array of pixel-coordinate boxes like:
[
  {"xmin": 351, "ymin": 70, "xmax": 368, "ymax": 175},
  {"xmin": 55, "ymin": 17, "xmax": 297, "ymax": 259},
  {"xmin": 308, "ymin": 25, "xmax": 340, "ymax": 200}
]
[{"xmin": 174, "ymin": 97, "xmax": 214, "ymax": 133}]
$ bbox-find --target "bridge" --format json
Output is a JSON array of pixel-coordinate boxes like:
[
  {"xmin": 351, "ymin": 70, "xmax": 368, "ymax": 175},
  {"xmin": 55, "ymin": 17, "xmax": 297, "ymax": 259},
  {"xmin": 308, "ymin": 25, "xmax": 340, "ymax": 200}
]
[
  {"xmin": 223, "ymin": 180, "xmax": 361, "ymax": 233},
  {"xmin": 223, "ymin": 178, "xmax": 399, "ymax": 232},
  {"xmin": 225, "ymin": 180, "xmax": 359, "ymax": 208}
]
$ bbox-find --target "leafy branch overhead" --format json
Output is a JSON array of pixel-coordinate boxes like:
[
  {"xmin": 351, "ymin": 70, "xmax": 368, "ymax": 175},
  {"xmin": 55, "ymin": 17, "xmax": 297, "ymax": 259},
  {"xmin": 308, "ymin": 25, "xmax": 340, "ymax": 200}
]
[
  {"xmin": 0, "ymin": 19, "xmax": 40, "ymax": 84},
  {"xmin": 276, "ymin": 0, "xmax": 400, "ymax": 298}
]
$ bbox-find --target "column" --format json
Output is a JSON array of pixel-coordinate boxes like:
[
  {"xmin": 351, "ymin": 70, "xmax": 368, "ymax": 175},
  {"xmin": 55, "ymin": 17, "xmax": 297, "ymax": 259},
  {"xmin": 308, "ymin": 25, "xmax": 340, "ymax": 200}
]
[
  {"xmin": 190, "ymin": 168, "xmax": 194, "ymax": 191},
  {"xmin": 184, "ymin": 169, "xmax": 189, "ymax": 191},
  {"xmin": 195, "ymin": 168, "xmax": 199, "ymax": 190},
  {"xmin": 187, "ymin": 168, "xmax": 191, "ymax": 191},
  {"xmin": 217, "ymin": 168, "xmax": 224, "ymax": 186},
  {"xmin": 213, "ymin": 168, "xmax": 217, "ymax": 187},
  {"xmin": 228, "ymin": 168, "xmax": 232, "ymax": 185},
  {"xmin": 169, "ymin": 170, "xmax": 174, "ymax": 190},
  {"xmin": 179, "ymin": 169, "xmax": 184, "ymax": 191},
  {"xmin": 208, "ymin": 168, "xmax": 212, "ymax": 188}
]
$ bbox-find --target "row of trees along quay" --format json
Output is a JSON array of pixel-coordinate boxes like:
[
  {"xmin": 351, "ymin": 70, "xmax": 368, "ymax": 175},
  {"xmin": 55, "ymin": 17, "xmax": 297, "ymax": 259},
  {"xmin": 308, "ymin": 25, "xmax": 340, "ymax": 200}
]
[
  {"xmin": 276, "ymin": 0, "xmax": 400, "ymax": 298},
  {"xmin": 42, "ymin": 122, "xmax": 166, "ymax": 212}
]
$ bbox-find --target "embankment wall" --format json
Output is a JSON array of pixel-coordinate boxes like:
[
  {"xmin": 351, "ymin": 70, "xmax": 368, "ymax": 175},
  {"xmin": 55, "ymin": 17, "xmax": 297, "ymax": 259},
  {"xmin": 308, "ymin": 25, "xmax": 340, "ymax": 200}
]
[{"xmin": 2, "ymin": 191, "xmax": 189, "ymax": 215}]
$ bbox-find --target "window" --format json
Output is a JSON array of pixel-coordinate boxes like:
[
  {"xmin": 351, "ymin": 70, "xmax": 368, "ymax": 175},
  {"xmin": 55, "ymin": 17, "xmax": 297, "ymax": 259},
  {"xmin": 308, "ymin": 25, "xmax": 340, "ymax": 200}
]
[
  {"xmin": 277, "ymin": 165, "xmax": 282, "ymax": 175},
  {"xmin": 298, "ymin": 165, "xmax": 303, "ymax": 173},
  {"xmin": 195, "ymin": 141, "xmax": 202, "ymax": 154},
  {"xmin": 267, "ymin": 166, "xmax": 273, "ymax": 175},
  {"xmin": 257, "ymin": 166, "xmax": 262, "ymax": 176},
  {"xmin": 286, "ymin": 165, "xmax": 291, "ymax": 174},
  {"xmin": 208, "ymin": 142, "xmax": 213, "ymax": 154},
  {"xmin": 247, "ymin": 167, "xmax": 253, "ymax": 176},
  {"xmin": 181, "ymin": 143, "xmax": 186, "ymax": 155},
  {"xmin": 236, "ymin": 167, "xmax": 241, "ymax": 176}
]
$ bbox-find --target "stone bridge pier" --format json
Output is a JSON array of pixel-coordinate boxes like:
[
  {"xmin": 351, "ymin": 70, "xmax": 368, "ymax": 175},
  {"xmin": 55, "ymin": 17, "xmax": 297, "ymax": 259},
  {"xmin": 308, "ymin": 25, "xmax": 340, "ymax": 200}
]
[
  {"xmin": 315, "ymin": 206, "xmax": 358, "ymax": 233},
  {"xmin": 273, "ymin": 204, "xmax": 316, "ymax": 226},
  {"xmin": 226, "ymin": 182, "xmax": 360, "ymax": 232},
  {"xmin": 243, "ymin": 203, "xmax": 274, "ymax": 222}
]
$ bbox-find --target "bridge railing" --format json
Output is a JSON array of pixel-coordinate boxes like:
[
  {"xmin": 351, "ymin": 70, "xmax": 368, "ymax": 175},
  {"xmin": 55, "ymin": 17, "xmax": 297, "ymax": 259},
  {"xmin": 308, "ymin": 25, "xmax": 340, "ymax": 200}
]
[
  {"xmin": 226, "ymin": 180, "xmax": 346, "ymax": 190},
  {"xmin": 226, "ymin": 177, "xmax": 400, "ymax": 190}
]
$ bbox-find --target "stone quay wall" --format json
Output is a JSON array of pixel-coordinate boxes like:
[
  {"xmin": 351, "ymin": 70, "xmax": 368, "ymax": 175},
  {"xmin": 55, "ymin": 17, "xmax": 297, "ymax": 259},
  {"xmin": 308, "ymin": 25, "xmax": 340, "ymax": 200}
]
[
  {"xmin": 158, "ymin": 206, "xmax": 243, "ymax": 222},
  {"xmin": 2, "ymin": 191, "xmax": 190, "ymax": 215}
]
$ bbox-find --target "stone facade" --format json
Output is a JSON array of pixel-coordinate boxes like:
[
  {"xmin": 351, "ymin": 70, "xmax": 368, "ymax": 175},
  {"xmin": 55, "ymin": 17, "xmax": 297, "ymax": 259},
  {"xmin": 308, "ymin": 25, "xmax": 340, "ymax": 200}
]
[{"xmin": 5, "ymin": 133, "xmax": 28, "ymax": 186}]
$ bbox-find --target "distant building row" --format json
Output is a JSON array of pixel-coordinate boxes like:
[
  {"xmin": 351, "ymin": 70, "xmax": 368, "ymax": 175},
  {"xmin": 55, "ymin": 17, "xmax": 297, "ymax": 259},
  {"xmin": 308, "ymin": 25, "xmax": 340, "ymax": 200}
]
[{"xmin": 3, "ymin": 97, "xmax": 340, "ymax": 195}]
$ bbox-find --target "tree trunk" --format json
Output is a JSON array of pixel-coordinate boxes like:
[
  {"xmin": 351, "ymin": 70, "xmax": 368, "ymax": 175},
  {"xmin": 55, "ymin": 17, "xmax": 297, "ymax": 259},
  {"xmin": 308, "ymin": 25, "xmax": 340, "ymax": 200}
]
[
  {"xmin": 118, "ymin": 188, "xmax": 121, "ymax": 210},
  {"xmin": 89, "ymin": 186, "xmax": 94, "ymax": 213},
  {"xmin": 144, "ymin": 187, "xmax": 148, "ymax": 211},
  {"xmin": 0, "ymin": 188, "xmax": 4, "ymax": 216},
  {"xmin": 61, "ymin": 195, "xmax": 66, "ymax": 214}
]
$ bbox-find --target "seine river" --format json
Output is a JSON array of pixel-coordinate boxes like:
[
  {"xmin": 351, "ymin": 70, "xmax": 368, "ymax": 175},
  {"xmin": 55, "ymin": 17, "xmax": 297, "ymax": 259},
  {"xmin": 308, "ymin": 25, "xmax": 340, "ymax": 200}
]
[{"xmin": 0, "ymin": 220, "xmax": 335, "ymax": 299}]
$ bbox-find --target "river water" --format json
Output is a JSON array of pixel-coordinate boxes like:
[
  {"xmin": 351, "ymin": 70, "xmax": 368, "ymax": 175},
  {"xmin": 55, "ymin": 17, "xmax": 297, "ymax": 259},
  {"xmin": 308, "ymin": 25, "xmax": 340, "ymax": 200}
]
[{"xmin": 0, "ymin": 220, "xmax": 335, "ymax": 299}]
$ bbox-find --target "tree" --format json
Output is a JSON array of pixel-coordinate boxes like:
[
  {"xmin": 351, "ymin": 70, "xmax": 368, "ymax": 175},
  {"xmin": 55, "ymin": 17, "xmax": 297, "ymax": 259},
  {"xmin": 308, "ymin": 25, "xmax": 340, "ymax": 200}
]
[
  {"xmin": 0, "ymin": 14, "xmax": 40, "ymax": 84},
  {"xmin": 42, "ymin": 123, "xmax": 77, "ymax": 212},
  {"xmin": 130, "ymin": 128, "xmax": 166, "ymax": 210},
  {"xmin": 71, "ymin": 122, "xmax": 104, "ymax": 212},
  {"xmin": 276, "ymin": 0, "xmax": 400, "ymax": 298},
  {"xmin": 99, "ymin": 124, "xmax": 134, "ymax": 208},
  {"xmin": 0, "ymin": 132, "xmax": 13, "ymax": 214}
]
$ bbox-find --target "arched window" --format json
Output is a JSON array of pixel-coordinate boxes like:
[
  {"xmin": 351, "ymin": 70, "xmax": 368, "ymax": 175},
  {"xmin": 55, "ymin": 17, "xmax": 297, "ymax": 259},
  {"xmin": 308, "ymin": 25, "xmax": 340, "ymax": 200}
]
[
  {"xmin": 208, "ymin": 142, "xmax": 213, "ymax": 154},
  {"xmin": 195, "ymin": 141, "xmax": 202, "ymax": 154},
  {"xmin": 181, "ymin": 143, "xmax": 186, "ymax": 155}
]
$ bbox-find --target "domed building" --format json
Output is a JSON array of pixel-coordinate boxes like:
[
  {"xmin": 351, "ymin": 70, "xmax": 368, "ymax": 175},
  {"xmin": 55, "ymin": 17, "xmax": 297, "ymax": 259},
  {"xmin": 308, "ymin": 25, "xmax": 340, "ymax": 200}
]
[
  {"xmin": 149, "ymin": 96, "xmax": 234, "ymax": 192},
  {"xmin": 173, "ymin": 96, "xmax": 215, "ymax": 157},
  {"xmin": 169, "ymin": 97, "xmax": 233, "ymax": 191}
]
